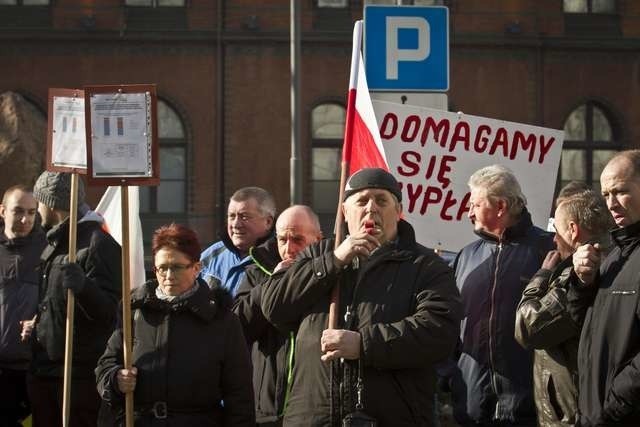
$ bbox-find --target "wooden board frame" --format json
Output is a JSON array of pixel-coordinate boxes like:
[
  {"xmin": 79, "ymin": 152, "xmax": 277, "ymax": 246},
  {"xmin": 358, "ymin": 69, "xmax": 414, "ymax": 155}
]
[
  {"xmin": 46, "ymin": 88, "xmax": 87, "ymax": 174},
  {"xmin": 84, "ymin": 84, "xmax": 159, "ymax": 186}
]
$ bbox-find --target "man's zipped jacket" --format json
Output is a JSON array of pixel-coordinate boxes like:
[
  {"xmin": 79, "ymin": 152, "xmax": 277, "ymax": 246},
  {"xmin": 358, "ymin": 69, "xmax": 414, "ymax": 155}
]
[
  {"xmin": 233, "ymin": 237, "xmax": 295, "ymax": 424},
  {"xmin": 261, "ymin": 220, "xmax": 463, "ymax": 426},
  {"xmin": 450, "ymin": 210, "xmax": 553, "ymax": 424}
]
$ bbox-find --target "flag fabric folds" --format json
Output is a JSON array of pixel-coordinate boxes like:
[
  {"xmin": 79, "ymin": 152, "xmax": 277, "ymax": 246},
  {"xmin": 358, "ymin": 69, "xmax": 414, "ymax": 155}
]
[
  {"xmin": 342, "ymin": 20, "xmax": 388, "ymax": 175},
  {"xmin": 96, "ymin": 186, "xmax": 146, "ymax": 288}
]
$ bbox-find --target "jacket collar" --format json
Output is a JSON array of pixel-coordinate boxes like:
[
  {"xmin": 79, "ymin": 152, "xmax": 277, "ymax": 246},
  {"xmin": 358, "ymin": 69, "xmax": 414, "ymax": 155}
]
[
  {"xmin": 249, "ymin": 236, "xmax": 281, "ymax": 275},
  {"xmin": 360, "ymin": 219, "xmax": 418, "ymax": 265},
  {"xmin": 474, "ymin": 208, "xmax": 534, "ymax": 244},
  {"xmin": 0, "ymin": 221, "xmax": 45, "ymax": 249},
  {"xmin": 611, "ymin": 220, "xmax": 640, "ymax": 257},
  {"xmin": 132, "ymin": 278, "xmax": 220, "ymax": 323},
  {"xmin": 219, "ymin": 225, "xmax": 275, "ymax": 257}
]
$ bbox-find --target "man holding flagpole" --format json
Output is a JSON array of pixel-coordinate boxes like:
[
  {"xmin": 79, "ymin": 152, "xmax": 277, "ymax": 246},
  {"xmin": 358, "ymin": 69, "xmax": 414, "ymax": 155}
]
[
  {"xmin": 25, "ymin": 171, "xmax": 122, "ymax": 427},
  {"xmin": 261, "ymin": 168, "xmax": 462, "ymax": 426}
]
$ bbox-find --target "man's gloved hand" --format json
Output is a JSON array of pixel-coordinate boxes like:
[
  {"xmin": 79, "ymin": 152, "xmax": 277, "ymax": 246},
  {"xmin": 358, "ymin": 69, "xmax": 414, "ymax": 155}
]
[{"xmin": 61, "ymin": 262, "xmax": 86, "ymax": 294}]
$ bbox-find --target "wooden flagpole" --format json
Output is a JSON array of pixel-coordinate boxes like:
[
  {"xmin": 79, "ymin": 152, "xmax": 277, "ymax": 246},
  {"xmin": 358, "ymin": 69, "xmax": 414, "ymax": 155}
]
[
  {"xmin": 120, "ymin": 186, "xmax": 134, "ymax": 427},
  {"xmin": 328, "ymin": 20, "xmax": 362, "ymax": 330},
  {"xmin": 62, "ymin": 173, "xmax": 79, "ymax": 427}
]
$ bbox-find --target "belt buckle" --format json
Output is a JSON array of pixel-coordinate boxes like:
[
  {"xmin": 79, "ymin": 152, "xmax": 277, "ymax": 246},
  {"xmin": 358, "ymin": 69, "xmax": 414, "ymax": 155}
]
[{"xmin": 152, "ymin": 401, "xmax": 168, "ymax": 419}]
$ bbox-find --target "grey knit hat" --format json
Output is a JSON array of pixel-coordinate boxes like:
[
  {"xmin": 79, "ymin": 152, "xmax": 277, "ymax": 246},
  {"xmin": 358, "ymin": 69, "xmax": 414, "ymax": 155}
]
[
  {"xmin": 33, "ymin": 171, "xmax": 85, "ymax": 211},
  {"xmin": 343, "ymin": 168, "xmax": 402, "ymax": 202}
]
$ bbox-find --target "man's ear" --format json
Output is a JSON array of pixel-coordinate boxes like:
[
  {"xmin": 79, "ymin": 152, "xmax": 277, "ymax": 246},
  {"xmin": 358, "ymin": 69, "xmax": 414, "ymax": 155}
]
[
  {"xmin": 495, "ymin": 199, "xmax": 508, "ymax": 218},
  {"xmin": 569, "ymin": 221, "xmax": 580, "ymax": 242},
  {"xmin": 0, "ymin": 204, "xmax": 5, "ymax": 219},
  {"xmin": 266, "ymin": 215, "xmax": 274, "ymax": 229}
]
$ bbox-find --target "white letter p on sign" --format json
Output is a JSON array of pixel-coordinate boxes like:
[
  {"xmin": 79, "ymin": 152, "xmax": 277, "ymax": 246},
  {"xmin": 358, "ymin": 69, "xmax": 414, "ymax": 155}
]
[{"xmin": 386, "ymin": 16, "xmax": 430, "ymax": 80}]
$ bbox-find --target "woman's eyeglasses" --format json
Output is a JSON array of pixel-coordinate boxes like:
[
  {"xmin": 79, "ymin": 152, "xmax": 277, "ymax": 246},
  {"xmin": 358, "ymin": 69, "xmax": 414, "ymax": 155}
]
[{"xmin": 154, "ymin": 263, "xmax": 193, "ymax": 276}]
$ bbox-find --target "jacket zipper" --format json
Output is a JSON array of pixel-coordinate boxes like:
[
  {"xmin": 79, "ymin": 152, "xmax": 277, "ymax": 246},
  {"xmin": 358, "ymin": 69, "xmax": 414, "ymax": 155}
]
[{"xmin": 488, "ymin": 241, "xmax": 502, "ymax": 419}]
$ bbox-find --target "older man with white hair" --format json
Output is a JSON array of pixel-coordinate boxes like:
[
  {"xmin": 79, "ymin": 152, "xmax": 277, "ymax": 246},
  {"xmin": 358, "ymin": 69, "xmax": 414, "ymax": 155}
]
[{"xmin": 448, "ymin": 164, "xmax": 554, "ymax": 426}]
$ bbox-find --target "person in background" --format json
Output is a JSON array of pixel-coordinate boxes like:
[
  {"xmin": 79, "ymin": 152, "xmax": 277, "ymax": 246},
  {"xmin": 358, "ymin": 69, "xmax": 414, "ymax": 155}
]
[
  {"xmin": 515, "ymin": 188, "xmax": 613, "ymax": 427},
  {"xmin": 449, "ymin": 164, "xmax": 554, "ymax": 426},
  {"xmin": 200, "ymin": 187, "xmax": 275, "ymax": 297},
  {"xmin": 26, "ymin": 171, "xmax": 122, "ymax": 427},
  {"xmin": 97, "ymin": 223, "xmax": 255, "ymax": 426},
  {"xmin": 234, "ymin": 205, "xmax": 323, "ymax": 426},
  {"xmin": 0, "ymin": 185, "xmax": 46, "ymax": 426}
]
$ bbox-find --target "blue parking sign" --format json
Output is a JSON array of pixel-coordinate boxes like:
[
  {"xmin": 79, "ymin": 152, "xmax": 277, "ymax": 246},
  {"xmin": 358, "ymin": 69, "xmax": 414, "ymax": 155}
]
[{"xmin": 365, "ymin": 6, "xmax": 449, "ymax": 92}]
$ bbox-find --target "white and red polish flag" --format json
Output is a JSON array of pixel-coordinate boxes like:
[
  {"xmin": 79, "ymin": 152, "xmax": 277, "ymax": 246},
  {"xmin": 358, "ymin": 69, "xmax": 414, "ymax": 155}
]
[
  {"xmin": 342, "ymin": 20, "xmax": 388, "ymax": 174},
  {"xmin": 96, "ymin": 186, "xmax": 146, "ymax": 289}
]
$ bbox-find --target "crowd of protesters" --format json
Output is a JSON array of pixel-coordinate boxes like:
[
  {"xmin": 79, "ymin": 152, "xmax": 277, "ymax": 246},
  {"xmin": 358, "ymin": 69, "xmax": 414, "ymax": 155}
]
[{"xmin": 2, "ymin": 150, "xmax": 640, "ymax": 427}]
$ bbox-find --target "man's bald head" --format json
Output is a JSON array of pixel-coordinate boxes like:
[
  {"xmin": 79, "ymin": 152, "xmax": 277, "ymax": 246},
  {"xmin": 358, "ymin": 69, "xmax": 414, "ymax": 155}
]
[{"xmin": 276, "ymin": 205, "xmax": 323, "ymax": 262}]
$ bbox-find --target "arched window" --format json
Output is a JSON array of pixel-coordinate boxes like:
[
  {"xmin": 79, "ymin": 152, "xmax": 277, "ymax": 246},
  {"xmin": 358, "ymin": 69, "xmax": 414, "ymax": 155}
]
[
  {"xmin": 139, "ymin": 99, "xmax": 187, "ymax": 214},
  {"xmin": 311, "ymin": 102, "xmax": 345, "ymax": 235},
  {"xmin": 559, "ymin": 101, "xmax": 620, "ymax": 192},
  {"xmin": 563, "ymin": 0, "xmax": 616, "ymax": 14}
]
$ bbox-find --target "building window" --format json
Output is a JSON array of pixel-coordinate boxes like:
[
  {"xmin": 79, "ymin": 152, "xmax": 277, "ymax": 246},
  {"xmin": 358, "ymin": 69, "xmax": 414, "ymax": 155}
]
[
  {"xmin": 311, "ymin": 103, "xmax": 345, "ymax": 236},
  {"xmin": 563, "ymin": 0, "xmax": 616, "ymax": 14},
  {"xmin": 125, "ymin": 0, "xmax": 185, "ymax": 6},
  {"xmin": 364, "ymin": 0, "xmax": 445, "ymax": 5},
  {"xmin": 124, "ymin": 0, "xmax": 187, "ymax": 29},
  {"xmin": 0, "ymin": 0, "xmax": 50, "ymax": 27},
  {"xmin": 563, "ymin": 0, "xmax": 619, "ymax": 35},
  {"xmin": 317, "ymin": 0, "xmax": 347, "ymax": 7},
  {"xmin": 139, "ymin": 99, "xmax": 186, "ymax": 214},
  {"xmin": 0, "ymin": 0, "xmax": 49, "ymax": 4},
  {"xmin": 559, "ymin": 102, "xmax": 620, "ymax": 192}
]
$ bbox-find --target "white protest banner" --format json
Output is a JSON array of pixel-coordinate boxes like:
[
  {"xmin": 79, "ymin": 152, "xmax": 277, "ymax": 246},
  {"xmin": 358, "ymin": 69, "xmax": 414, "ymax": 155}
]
[{"xmin": 373, "ymin": 100, "xmax": 564, "ymax": 252}]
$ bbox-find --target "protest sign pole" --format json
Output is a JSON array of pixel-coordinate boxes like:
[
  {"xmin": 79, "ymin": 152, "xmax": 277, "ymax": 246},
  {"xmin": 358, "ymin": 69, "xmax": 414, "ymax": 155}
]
[
  {"xmin": 62, "ymin": 172, "xmax": 80, "ymax": 427},
  {"xmin": 120, "ymin": 186, "xmax": 134, "ymax": 427},
  {"xmin": 329, "ymin": 21, "xmax": 362, "ymax": 330},
  {"xmin": 84, "ymin": 84, "xmax": 159, "ymax": 427}
]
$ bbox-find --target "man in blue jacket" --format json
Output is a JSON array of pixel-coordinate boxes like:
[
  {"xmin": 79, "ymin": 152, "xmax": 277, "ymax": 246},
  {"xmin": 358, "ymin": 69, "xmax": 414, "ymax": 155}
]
[
  {"xmin": 450, "ymin": 164, "xmax": 554, "ymax": 426},
  {"xmin": 200, "ymin": 186, "xmax": 275, "ymax": 297}
]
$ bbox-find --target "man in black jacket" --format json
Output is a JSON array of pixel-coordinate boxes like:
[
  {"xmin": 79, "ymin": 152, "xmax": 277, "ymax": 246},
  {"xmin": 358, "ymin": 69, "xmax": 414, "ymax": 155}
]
[
  {"xmin": 0, "ymin": 185, "xmax": 46, "ymax": 426},
  {"xmin": 25, "ymin": 171, "xmax": 122, "ymax": 427},
  {"xmin": 234, "ymin": 204, "xmax": 322, "ymax": 426},
  {"xmin": 261, "ymin": 168, "xmax": 462, "ymax": 426},
  {"xmin": 572, "ymin": 150, "xmax": 640, "ymax": 426}
]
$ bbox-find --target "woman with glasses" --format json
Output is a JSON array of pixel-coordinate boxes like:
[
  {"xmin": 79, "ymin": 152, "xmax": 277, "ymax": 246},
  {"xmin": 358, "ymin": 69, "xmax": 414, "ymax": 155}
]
[{"xmin": 95, "ymin": 223, "xmax": 254, "ymax": 426}]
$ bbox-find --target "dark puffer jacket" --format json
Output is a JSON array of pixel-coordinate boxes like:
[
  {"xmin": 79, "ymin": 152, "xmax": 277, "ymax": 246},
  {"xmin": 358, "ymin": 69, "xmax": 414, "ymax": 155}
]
[
  {"xmin": 515, "ymin": 256, "xmax": 584, "ymax": 427},
  {"xmin": 31, "ymin": 213, "xmax": 122, "ymax": 379},
  {"xmin": 261, "ymin": 220, "xmax": 463, "ymax": 427},
  {"xmin": 233, "ymin": 237, "xmax": 295, "ymax": 425},
  {"xmin": 450, "ymin": 210, "xmax": 554, "ymax": 425},
  {"xmin": 0, "ymin": 221, "xmax": 46, "ymax": 370},
  {"xmin": 96, "ymin": 279, "xmax": 255, "ymax": 427},
  {"xmin": 575, "ymin": 221, "xmax": 640, "ymax": 426}
]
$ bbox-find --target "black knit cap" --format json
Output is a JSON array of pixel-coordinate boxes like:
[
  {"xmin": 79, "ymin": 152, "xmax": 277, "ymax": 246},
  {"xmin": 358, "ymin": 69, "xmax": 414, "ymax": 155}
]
[
  {"xmin": 343, "ymin": 168, "xmax": 402, "ymax": 202},
  {"xmin": 33, "ymin": 171, "xmax": 85, "ymax": 211}
]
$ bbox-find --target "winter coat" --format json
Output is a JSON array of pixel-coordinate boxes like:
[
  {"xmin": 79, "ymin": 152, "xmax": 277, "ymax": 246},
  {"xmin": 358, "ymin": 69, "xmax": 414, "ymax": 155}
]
[
  {"xmin": 233, "ymin": 237, "xmax": 294, "ymax": 424},
  {"xmin": 514, "ymin": 257, "xmax": 582, "ymax": 427},
  {"xmin": 96, "ymin": 279, "xmax": 255, "ymax": 427},
  {"xmin": 451, "ymin": 210, "xmax": 554, "ymax": 425},
  {"xmin": 31, "ymin": 212, "xmax": 122, "ymax": 379},
  {"xmin": 0, "ymin": 221, "xmax": 46, "ymax": 370},
  {"xmin": 575, "ymin": 221, "xmax": 640, "ymax": 426},
  {"xmin": 261, "ymin": 220, "xmax": 463, "ymax": 427},
  {"xmin": 200, "ymin": 230, "xmax": 274, "ymax": 297}
]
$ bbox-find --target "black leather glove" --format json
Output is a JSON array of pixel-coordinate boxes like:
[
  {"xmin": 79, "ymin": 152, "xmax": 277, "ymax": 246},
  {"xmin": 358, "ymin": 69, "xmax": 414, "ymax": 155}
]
[{"xmin": 61, "ymin": 262, "xmax": 86, "ymax": 294}]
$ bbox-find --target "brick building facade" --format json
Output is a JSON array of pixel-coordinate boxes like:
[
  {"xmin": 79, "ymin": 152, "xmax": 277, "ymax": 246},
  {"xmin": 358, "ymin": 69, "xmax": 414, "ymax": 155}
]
[{"xmin": 1, "ymin": 0, "xmax": 639, "ymax": 250}]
